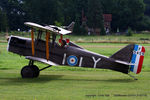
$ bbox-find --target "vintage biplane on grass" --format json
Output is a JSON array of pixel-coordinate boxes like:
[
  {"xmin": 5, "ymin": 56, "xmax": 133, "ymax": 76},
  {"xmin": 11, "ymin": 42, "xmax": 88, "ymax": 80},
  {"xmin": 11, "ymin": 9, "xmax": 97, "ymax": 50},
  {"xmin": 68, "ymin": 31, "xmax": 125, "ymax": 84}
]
[{"xmin": 7, "ymin": 22, "xmax": 145, "ymax": 79}]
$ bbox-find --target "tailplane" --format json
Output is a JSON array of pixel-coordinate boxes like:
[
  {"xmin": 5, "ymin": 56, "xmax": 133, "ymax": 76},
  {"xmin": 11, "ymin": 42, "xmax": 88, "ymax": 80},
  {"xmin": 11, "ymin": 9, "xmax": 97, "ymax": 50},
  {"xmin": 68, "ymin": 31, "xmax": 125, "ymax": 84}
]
[{"xmin": 110, "ymin": 44, "xmax": 145, "ymax": 74}]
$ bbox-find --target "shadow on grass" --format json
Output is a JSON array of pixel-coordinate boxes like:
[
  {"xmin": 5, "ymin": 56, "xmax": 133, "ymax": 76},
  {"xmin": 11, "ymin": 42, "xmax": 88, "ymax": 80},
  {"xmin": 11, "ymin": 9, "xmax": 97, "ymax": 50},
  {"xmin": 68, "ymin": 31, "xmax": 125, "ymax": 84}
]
[
  {"xmin": 0, "ymin": 74, "xmax": 136, "ymax": 86},
  {"xmin": 102, "ymin": 79, "xmax": 136, "ymax": 83},
  {"xmin": 0, "ymin": 75, "xmax": 63, "ymax": 86},
  {"xmin": 55, "ymin": 78, "xmax": 136, "ymax": 83},
  {"xmin": 0, "ymin": 68, "xmax": 13, "ymax": 70}
]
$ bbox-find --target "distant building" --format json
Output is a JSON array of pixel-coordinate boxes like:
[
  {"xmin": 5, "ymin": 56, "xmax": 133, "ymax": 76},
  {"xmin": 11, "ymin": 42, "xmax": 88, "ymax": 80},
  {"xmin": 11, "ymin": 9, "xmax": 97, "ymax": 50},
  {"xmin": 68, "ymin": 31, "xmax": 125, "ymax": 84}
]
[
  {"xmin": 81, "ymin": 9, "xmax": 87, "ymax": 27},
  {"xmin": 81, "ymin": 10, "xmax": 112, "ymax": 35},
  {"xmin": 103, "ymin": 14, "xmax": 112, "ymax": 34}
]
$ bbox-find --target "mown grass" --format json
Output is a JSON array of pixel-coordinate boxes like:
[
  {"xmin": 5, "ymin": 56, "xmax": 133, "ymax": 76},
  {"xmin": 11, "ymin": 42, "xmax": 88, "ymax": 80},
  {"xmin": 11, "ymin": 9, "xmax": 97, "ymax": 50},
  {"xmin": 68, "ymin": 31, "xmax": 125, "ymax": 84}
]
[
  {"xmin": 0, "ymin": 70, "xmax": 149, "ymax": 100},
  {"xmin": 0, "ymin": 37, "xmax": 150, "ymax": 100}
]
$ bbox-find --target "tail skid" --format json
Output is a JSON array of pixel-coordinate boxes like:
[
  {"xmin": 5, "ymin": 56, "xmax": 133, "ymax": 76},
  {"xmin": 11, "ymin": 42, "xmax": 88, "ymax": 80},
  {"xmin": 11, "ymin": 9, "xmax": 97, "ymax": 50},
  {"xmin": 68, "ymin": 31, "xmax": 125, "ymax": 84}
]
[{"xmin": 128, "ymin": 74, "xmax": 138, "ymax": 80}]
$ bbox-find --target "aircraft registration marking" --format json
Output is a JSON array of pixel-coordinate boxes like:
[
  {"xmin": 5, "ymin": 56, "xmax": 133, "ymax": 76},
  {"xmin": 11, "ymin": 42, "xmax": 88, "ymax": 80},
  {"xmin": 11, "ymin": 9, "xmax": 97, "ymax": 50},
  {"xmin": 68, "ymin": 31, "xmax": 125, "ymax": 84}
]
[
  {"xmin": 92, "ymin": 57, "xmax": 101, "ymax": 68},
  {"xmin": 79, "ymin": 57, "xmax": 83, "ymax": 67},
  {"xmin": 62, "ymin": 53, "xmax": 101, "ymax": 68},
  {"xmin": 62, "ymin": 53, "xmax": 66, "ymax": 65}
]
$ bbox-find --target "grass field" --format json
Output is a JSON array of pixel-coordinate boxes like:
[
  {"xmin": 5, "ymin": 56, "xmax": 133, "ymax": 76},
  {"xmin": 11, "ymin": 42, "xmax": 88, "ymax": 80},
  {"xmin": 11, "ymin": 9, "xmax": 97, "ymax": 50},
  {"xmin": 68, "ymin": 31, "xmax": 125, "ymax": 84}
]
[
  {"xmin": 0, "ymin": 35, "xmax": 150, "ymax": 100},
  {"xmin": 0, "ymin": 70, "xmax": 150, "ymax": 100}
]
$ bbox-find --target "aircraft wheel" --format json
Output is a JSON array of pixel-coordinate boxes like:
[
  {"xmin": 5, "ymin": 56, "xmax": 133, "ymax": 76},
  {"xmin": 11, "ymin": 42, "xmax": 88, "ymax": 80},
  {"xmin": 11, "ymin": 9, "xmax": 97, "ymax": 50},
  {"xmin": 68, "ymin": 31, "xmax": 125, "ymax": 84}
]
[
  {"xmin": 30, "ymin": 65, "xmax": 39, "ymax": 78},
  {"xmin": 21, "ymin": 66, "xmax": 34, "ymax": 78}
]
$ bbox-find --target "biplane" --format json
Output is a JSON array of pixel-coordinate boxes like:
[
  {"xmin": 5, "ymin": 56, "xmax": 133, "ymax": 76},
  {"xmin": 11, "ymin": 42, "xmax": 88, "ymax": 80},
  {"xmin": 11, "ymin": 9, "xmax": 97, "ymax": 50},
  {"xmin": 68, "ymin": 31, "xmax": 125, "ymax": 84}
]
[{"xmin": 7, "ymin": 22, "xmax": 145, "ymax": 79}]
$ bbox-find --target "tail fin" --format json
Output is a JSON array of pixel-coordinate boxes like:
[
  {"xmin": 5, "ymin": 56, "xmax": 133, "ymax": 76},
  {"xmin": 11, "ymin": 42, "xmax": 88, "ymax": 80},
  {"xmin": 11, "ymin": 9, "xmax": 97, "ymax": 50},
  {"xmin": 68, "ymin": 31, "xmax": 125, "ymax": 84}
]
[
  {"xmin": 66, "ymin": 22, "xmax": 75, "ymax": 31},
  {"xmin": 110, "ymin": 44, "xmax": 135, "ymax": 63},
  {"xmin": 110, "ymin": 44, "xmax": 145, "ymax": 74},
  {"xmin": 130, "ymin": 45, "xmax": 145, "ymax": 74}
]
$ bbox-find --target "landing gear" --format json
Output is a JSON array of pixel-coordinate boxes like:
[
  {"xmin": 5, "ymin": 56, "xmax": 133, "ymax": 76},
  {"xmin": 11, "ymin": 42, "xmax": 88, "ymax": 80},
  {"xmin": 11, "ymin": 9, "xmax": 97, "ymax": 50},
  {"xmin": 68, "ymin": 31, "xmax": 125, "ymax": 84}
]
[
  {"xmin": 21, "ymin": 65, "xmax": 39, "ymax": 78},
  {"xmin": 31, "ymin": 65, "xmax": 40, "ymax": 77},
  {"xmin": 21, "ymin": 60, "xmax": 39, "ymax": 78},
  {"xmin": 21, "ymin": 60, "xmax": 52, "ymax": 78}
]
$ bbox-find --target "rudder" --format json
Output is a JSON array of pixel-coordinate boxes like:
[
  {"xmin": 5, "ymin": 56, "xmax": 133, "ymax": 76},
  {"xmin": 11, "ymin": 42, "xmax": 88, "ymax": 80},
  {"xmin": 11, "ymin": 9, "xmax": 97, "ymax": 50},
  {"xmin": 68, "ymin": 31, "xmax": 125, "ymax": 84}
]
[{"xmin": 130, "ymin": 45, "xmax": 145, "ymax": 74}]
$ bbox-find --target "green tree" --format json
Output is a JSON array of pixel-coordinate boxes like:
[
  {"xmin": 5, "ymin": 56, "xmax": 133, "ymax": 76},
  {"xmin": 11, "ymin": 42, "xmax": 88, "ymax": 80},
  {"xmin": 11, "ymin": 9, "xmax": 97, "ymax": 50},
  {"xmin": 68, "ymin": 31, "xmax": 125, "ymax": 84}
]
[
  {"xmin": 0, "ymin": 0, "xmax": 147, "ymax": 32},
  {"xmin": 24, "ymin": 0, "xmax": 64, "ymax": 25},
  {"xmin": 144, "ymin": 0, "xmax": 150, "ymax": 16},
  {"xmin": 73, "ymin": 15, "xmax": 81, "ymax": 35},
  {"xmin": 87, "ymin": 0, "xmax": 105, "ymax": 35},
  {"xmin": 101, "ymin": 0, "xmax": 115, "ymax": 14},
  {"xmin": 110, "ymin": 0, "xmax": 145, "ymax": 31},
  {"xmin": 62, "ymin": 0, "xmax": 76, "ymax": 25},
  {"xmin": 0, "ymin": 9, "xmax": 8, "ymax": 32},
  {"xmin": 0, "ymin": 0, "xmax": 27, "ymax": 30},
  {"xmin": 136, "ymin": 15, "xmax": 150, "ymax": 30}
]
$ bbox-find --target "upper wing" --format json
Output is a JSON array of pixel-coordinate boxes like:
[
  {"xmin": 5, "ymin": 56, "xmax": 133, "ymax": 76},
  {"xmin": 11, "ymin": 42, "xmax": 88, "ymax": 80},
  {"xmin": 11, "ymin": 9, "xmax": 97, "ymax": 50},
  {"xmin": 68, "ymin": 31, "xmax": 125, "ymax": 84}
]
[
  {"xmin": 24, "ymin": 22, "xmax": 49, "ymax": 31},
  {"xmin": 24, "ymin": 22, "xmax": 71, "ymax": 35},
  {"xmin": 46, "ymin": 25, "xmax": 71, "ymax": 35}
]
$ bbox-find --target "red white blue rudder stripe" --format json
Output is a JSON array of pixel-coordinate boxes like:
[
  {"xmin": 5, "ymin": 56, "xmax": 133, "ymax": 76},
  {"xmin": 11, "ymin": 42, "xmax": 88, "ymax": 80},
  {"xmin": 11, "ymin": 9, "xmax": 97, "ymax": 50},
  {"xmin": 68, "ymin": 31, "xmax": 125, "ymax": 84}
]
[{"xmin": 130, "ymin": 45, "xmax": 145, "ymax": 74}]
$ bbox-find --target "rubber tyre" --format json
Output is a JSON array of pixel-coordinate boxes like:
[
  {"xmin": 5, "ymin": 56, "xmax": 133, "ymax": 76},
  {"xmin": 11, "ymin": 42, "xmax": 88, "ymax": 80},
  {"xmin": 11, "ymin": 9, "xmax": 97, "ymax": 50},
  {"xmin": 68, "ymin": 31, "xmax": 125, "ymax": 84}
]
[
  {"xmin": 21, "ymin": 66, "xmax": 34, "ymax": 78},
  {"xmin": 30, "ymin": 65, "xmax": 40, "ymax": 78}
]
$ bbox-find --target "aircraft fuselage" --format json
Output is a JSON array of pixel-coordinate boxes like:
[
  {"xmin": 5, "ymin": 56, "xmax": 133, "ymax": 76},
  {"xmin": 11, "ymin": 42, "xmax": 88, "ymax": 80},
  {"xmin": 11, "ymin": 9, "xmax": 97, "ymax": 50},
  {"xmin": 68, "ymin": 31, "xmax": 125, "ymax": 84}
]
[{"xmin": 8, "ymin": 36, "xmax": 129, "ymax": 74}]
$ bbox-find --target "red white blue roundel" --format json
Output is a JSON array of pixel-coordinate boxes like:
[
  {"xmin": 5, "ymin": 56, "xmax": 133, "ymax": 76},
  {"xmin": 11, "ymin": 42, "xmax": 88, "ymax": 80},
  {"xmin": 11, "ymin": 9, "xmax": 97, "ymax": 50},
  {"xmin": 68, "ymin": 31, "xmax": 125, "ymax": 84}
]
[{"xmin": 67, "ymin": 55, "xmax": 78, "ymax": 66}]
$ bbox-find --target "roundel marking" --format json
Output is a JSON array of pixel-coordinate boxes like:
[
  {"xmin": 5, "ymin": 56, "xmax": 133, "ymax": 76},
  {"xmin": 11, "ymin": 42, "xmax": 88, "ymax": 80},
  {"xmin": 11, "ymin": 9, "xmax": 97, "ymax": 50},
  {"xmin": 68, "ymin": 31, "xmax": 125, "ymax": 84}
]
[{"xmin": 67, "ymin": 55, "xmax": 78, "ymax": 66}]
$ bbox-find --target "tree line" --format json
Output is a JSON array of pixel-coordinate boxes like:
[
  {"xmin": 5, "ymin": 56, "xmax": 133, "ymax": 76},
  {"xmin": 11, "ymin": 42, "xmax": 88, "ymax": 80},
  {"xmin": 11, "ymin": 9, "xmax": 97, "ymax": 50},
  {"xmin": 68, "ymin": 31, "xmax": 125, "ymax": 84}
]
[{"xmin": 0, "ymin": 0, "xmax": 150, "ymax": 35}]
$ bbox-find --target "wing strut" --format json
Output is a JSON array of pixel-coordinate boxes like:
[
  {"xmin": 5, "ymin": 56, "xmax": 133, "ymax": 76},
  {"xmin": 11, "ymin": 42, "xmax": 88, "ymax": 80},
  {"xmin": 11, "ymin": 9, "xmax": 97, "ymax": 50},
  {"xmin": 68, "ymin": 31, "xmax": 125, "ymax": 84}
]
[
  {"xmin": 46, "ymin": 31, "xmax": 50, "ymax": 60},
  {"xmin": 31, "ymin": 28, "xmax": 35, "ymax": 56},
  {"xmin": 60, "ymin": 34, "xmax": 63, "ymax": 46}
]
